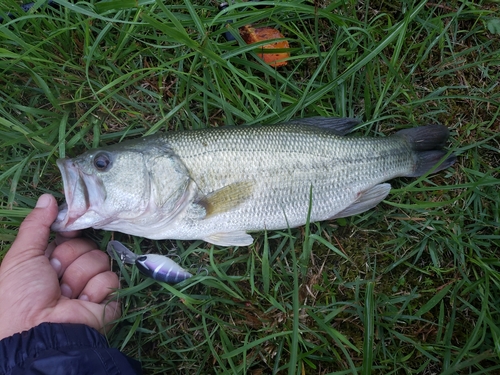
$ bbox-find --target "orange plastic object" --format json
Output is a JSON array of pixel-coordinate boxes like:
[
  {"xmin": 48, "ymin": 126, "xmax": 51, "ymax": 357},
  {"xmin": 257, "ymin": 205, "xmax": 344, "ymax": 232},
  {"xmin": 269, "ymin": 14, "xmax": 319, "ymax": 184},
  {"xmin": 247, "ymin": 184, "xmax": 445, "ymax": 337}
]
[{"xmin": 239, "ymin": 25, "xmax": 290, "ymax": 67}]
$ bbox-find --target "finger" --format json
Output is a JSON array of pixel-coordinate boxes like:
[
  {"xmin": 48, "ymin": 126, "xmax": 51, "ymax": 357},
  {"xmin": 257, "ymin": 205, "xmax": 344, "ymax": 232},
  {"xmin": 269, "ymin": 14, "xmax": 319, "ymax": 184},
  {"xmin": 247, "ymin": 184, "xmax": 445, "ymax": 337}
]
[
  {"xmin": 82, "ymin": 300, "xmax": 121, "ymax": 333},
  {"xmin": 60, "ymin": 250, "xmax": 110, "ymax": 299},
  {"xmin": 55, "ymin": 230, "xmax": 81, "ymax": 245},
  {"xmin": 48, "ymin": 299, "xmax": 121, "ymax": 333},
  {"xmin": 44, "ymin": 241, "xmax": 57, "ymax": 259},
  {"xmin": 4, "ymin": 194, "xmax": 58, "ymax": 264},
  {"xmin": 45, "ymin": 231, "xmax": 84, "ymax": 259},
  {"xmin": 49, "ymin": 238, "xmax": 97, "ymax": 278},
  {"xmin": 78, "ymin": 271, "xmax": 119, "ymax": 304},
  {"xmin": 100, "ymin": 300, "xmax": 121, "ymax": 332}
]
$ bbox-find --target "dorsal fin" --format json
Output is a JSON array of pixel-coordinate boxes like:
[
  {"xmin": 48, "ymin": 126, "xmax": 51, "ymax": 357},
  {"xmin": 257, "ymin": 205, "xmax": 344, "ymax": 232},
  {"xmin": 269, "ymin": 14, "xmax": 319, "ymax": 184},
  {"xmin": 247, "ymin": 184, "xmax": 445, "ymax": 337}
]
[{"xmin": 285, "ymin": 117, "xmax": 361, "ymax": 136}]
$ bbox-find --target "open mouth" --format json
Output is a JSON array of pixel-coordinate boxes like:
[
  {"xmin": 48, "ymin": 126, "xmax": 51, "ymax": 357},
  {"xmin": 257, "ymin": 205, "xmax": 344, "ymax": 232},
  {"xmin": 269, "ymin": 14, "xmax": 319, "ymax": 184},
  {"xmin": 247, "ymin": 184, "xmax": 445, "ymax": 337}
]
[{"xmin": 51, "ymin": 159, "xmax": 90, "ymax": 231}]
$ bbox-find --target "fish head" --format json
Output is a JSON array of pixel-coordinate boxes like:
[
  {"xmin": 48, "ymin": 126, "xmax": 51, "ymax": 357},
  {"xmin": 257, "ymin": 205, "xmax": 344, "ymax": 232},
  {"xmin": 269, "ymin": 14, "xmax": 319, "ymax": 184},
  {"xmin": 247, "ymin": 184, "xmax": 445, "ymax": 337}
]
[{"xmin": 51, "ymin": 146, "xmax": 152, "ymax": 232}]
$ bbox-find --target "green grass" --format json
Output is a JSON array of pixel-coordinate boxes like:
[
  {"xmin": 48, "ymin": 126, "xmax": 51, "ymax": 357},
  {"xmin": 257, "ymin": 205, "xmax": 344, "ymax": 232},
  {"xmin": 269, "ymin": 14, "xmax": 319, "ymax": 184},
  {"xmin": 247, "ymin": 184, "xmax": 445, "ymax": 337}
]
[{"xmin": 1, "ymin": 0, "xmax": 499, "ymax": 373}]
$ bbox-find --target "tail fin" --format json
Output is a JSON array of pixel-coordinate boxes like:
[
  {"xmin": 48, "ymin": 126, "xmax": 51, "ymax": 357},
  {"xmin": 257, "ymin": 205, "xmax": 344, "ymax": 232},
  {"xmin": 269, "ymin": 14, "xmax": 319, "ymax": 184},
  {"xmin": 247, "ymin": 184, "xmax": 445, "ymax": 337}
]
[{"xmin": 395, "ymin": 124, "xmax": 456, "ymax": 177}]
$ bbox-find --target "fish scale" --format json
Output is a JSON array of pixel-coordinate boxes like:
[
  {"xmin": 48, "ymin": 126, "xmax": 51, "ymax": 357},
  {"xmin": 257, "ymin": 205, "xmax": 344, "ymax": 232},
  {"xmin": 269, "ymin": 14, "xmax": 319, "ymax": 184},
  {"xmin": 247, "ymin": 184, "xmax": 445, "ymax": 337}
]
[
  {"xmin": 165, "ymin": 126, "xmax": 412, "ymax": 235},
  {"xmin": 51, "ymin": 117, "xmax": 456, "ymax": 246}
]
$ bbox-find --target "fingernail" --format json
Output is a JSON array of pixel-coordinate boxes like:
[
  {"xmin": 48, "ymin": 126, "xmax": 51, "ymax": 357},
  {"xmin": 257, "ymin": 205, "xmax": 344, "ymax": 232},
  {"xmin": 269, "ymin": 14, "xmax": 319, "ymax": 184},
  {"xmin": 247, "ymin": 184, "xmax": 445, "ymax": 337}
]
[
  {"xmin": 61, "ymin": 283, "xmax": 72, "ymax": 298},
  {"xmin": 50, "ymin": 258, "xmax": 62, "ymax": 277},
  {"xmin": 36, "ymin": 194, "xmax": 52, "ymax": 208},
  {"xmin": 79, "ymin": 294, "xmax": 89, "ymax": 301}
]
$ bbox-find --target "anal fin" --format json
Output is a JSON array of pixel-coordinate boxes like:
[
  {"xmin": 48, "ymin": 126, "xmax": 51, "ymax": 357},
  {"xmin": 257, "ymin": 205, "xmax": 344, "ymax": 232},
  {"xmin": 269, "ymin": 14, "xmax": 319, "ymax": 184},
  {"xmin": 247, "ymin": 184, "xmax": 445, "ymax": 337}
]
[
  {"xmin": 331, "ymin": 183, "xmax": 391, "ymax": 219},
  {"xmin": 204, "ymin": 231, "xmax": 254, "ymax": 247}
]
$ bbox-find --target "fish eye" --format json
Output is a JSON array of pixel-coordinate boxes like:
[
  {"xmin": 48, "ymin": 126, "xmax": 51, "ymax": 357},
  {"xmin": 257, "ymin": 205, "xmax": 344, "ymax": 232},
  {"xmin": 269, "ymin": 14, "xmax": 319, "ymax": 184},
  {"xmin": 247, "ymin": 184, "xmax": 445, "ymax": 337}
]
[{"xmin": 93, "ymin": 152, "xmax": 112, "ymax": 172}]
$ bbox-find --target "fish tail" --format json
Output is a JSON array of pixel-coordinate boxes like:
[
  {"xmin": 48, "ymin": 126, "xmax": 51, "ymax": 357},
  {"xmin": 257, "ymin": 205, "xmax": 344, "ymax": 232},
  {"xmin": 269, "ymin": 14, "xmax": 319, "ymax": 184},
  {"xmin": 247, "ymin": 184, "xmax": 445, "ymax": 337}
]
[{"xmin": 395, "ymin": 124, "xmax": 456, "ymax": 177}]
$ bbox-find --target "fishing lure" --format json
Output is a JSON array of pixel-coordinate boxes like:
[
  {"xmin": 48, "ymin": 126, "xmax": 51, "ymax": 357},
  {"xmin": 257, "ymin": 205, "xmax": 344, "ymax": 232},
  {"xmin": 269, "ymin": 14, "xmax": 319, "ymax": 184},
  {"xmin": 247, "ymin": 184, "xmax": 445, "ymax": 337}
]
[{"xmin": 106, "ymin": 240, "xmax": 192, "ymax": 284}]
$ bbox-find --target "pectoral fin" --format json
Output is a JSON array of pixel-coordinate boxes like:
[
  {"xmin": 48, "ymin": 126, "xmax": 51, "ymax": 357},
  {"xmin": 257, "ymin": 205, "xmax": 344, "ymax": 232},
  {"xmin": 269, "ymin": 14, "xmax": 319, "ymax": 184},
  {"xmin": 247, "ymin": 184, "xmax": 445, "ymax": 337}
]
[
  {"xmin": 331, "ymin": 183, "xmax": 391, "ymax": 219},
  {"xmin": 204, "ymin": 231, "xmax": 254, "ymax": 246},
  {"xmin": 197, "ymin": 181, "xmax": 254, "ymax": 218}
]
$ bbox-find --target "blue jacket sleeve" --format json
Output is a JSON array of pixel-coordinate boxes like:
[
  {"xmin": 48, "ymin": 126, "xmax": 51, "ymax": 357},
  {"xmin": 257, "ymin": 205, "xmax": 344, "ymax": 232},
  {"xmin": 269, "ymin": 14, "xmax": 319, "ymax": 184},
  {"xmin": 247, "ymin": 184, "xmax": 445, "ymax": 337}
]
[{"xmin": 0, "ymin": 322, "xmax": 142, "ymax": 375}]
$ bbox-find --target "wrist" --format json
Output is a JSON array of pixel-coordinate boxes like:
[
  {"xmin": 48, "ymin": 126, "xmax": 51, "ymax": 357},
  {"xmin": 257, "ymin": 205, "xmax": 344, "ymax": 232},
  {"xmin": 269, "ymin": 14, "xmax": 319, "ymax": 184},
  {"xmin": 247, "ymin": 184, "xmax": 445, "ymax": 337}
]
[
  {"xmin": 0, "ymin": 325, "xmax": 22, "ymax": 341},
  {"xmin": 0, "ymin": 305, "xmax": 38, "ymax": 340}
]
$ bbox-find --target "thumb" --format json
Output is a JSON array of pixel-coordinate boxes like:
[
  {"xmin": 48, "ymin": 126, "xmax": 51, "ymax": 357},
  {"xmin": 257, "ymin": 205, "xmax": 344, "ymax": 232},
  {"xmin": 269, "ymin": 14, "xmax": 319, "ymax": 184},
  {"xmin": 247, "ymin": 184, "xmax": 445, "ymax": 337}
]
[{"xmin": 3, "ymin": 194, "xmax": 59, "ymax": 264}]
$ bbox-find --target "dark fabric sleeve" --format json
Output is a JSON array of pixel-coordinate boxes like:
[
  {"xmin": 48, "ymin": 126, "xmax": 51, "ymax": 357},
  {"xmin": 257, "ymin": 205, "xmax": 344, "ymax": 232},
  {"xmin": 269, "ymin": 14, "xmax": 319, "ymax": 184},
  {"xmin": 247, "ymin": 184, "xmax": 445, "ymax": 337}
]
[{"xmin": 0, "ymin": 322, "xmax": 142, "ymax": 375}]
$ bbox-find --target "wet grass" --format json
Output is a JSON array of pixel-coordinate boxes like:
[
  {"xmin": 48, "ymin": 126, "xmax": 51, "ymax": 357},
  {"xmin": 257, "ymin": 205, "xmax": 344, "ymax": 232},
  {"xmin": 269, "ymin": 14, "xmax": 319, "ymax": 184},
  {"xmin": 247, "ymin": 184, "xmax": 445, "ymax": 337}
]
[{"xmin": 1, "ymin": 0, "xmax": 499, "ymax": 373}]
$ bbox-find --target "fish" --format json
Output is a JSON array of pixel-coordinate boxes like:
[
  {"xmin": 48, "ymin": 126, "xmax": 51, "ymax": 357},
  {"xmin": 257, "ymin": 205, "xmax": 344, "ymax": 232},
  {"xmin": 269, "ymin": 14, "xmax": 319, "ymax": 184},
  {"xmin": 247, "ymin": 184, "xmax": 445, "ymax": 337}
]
[
  {"xmin": 106, "ymin": 240, "xmax": 192, "ymax": 283},
  {"xmin": 51, "ymin": 117, "xmax": 456, "ymax": 246}
]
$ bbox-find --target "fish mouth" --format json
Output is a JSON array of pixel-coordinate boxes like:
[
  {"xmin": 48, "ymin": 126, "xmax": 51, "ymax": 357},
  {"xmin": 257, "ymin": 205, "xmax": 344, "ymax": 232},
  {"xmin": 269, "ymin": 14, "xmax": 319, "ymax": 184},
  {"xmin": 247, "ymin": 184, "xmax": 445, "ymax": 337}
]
[{"xmin": 51, "ymin": 159, "xmax": 105, "ymax": 232}]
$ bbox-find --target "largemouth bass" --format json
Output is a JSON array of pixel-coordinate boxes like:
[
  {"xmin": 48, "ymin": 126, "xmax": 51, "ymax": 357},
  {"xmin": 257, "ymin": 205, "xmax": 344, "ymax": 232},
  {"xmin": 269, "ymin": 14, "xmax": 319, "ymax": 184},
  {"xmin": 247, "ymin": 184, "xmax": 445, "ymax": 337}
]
[{"xmin": 51, "ymin": 117, "xmax": 456, "ymax": 246}]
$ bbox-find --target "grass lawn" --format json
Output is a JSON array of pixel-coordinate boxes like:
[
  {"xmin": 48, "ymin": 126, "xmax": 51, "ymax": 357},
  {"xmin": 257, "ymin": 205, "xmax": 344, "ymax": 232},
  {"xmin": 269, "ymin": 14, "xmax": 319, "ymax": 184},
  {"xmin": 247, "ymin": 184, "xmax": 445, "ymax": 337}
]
[{"xmin": 1, "ymin": 0, "xmax": 499, "ymax": 373}]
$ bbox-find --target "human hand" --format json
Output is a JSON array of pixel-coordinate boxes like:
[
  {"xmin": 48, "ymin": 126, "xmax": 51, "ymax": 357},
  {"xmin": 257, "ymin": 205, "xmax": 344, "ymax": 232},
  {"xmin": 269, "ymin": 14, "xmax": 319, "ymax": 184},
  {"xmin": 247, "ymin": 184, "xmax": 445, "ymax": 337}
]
[{"xmin": 0, "ymin": 194, "xmax": 120, "ymax": 340}]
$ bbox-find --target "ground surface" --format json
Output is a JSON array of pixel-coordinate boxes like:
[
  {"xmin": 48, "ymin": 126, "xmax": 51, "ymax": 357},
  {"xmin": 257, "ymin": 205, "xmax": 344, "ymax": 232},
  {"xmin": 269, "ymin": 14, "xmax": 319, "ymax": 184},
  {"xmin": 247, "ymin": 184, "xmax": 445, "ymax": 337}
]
[{"xmin": 0, "ymin": 0, "xmax": 499, "ymax": 374}]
